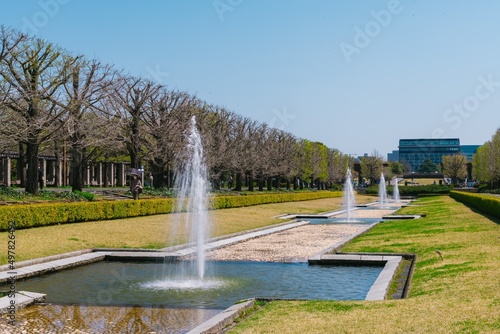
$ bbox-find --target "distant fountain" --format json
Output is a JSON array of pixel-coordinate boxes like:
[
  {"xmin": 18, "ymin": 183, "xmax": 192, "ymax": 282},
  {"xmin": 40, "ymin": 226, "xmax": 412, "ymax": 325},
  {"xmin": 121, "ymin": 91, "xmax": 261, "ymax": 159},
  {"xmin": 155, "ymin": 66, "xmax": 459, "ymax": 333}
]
[
  {"xmin": 378, "ymin": 173, "xmax": 387, "ymax": 208},
  {"xmin": 393, "ymin": 177, "xmax": 400, "ymax": 203},
  {"xmin": 172, "ymin": 116, "xmax": 211, "ymax": 280},
  {"xmin": 343, "ymin": 168, "xmax": 356, "ymax": 221}
]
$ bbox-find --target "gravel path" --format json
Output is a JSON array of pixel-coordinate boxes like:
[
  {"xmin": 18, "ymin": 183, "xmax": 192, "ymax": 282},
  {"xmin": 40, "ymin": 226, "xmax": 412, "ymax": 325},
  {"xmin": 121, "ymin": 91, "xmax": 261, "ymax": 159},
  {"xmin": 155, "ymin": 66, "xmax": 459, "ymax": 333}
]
[
  {"xmin": 206, "ymin": 205, "xmax": 405, "ymax": 262},
  {"xmin": 206, "ymin": 224, "xmax": 367, "ymax": 262},
  {"xmin": 343, "ymin": 209, "xmax": 396, "ymax": 218}
]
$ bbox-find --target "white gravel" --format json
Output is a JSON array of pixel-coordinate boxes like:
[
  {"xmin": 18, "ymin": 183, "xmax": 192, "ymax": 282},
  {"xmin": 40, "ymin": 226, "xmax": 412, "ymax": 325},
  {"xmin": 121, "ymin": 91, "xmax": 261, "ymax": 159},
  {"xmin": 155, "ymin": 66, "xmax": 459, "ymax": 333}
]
[
  {"xmin": 206, "ymin": 204, "xmax": 404, "ymax": 262},
  {"xmin": 206, "ymin": 224, "xmax": 367, "ymax": 262}
]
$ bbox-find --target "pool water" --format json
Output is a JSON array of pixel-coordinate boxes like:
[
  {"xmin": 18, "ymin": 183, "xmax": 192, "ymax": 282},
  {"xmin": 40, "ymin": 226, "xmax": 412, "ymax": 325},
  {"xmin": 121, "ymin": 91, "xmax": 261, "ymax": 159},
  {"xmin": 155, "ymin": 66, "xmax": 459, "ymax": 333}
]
[{"xmin": 12, "ymin": 260, "xmax": 383, "ymax": 309}]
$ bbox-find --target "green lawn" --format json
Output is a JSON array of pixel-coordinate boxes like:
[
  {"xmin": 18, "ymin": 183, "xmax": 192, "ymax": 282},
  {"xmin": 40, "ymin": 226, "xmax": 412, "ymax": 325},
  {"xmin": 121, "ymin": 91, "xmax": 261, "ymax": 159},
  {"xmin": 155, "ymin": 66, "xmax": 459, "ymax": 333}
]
[{"xmin": 228, "ymin": 196, "xmax": 500, "ymax": 333}]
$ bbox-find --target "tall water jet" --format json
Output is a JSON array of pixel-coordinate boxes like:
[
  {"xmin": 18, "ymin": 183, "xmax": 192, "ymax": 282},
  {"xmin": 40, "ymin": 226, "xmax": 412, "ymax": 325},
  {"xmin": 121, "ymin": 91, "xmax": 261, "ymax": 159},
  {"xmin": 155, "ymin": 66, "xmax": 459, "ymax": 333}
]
[
  {"xmin": 378, "ymin": 173, "xmax": 387, "ymax": 208},
  {"xmin": 173, "ymin": 116, "xmax": 211, "ymax": 280},
  {"xmin": 343, "ymin": 168, "xmax": 356, "ymax": 221},
  {"xmin": 393, "ymin": 177, "xmax": 400, "ymax": 203}
]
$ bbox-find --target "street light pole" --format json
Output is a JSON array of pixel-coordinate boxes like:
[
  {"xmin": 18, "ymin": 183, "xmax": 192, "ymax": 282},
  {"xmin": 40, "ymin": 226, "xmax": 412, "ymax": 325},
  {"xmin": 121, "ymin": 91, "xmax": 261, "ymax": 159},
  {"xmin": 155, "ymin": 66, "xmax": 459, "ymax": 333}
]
[{"xmin": 139, "ymin": 165, "xmax": 144, "ymax": 186}]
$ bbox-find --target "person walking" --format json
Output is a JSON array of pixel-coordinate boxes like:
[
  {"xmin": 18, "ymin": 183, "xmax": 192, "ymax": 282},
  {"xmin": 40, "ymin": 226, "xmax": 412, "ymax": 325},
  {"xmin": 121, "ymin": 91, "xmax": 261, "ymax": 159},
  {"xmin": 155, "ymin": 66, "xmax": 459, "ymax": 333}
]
[
  {"xmin": 148, "ymin": 173, "xmax": 153, "ymax": 188},
  {"xmin": 130, "ymin": 174, "xmax": 142, "ymax": 200},
  {"xmin": 38, "ymin": 165, "xmax": 44, "ymax": 190}
]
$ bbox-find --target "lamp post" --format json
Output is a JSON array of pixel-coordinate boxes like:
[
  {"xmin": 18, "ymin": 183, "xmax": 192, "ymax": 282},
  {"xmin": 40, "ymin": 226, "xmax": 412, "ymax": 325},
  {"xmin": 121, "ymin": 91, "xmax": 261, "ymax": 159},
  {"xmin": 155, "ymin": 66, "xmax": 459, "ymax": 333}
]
[{"xmin": 138, "ymin": 165, "xmax": 144, "ymax": 186}]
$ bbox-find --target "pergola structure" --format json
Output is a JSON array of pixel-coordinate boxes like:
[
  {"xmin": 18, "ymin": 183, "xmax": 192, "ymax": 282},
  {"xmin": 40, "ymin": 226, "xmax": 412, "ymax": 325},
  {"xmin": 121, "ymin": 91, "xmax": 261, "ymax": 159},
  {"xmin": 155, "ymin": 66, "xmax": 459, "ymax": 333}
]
[{"xmin": 0, "ymin": 152, "xmax": 130, "ymax": 188}]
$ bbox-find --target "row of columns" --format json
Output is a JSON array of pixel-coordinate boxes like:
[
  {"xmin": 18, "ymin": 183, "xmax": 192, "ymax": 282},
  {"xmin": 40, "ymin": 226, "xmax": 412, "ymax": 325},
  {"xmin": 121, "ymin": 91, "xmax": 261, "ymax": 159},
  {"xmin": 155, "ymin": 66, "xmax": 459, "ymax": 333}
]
[{"xmin": 0, "ymin": 157, "xmax": 130, "ymax": 188}]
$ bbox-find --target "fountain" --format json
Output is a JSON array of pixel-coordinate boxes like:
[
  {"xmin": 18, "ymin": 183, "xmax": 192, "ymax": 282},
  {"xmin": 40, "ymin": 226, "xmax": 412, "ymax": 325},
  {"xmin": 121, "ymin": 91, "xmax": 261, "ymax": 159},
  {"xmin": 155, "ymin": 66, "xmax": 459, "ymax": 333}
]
[
  {"xmin": 378, "ymin": 173, "xmax": 387, "ymax": 208},
  {"xmin": 343, "ymin": 168, "xmax": 356, "ymax": 221},
  {"xmin": 171, "ymin": 116, "xmax": 211, "ymax": 280},
  {"xmin": 393, "ymin": 177, "xmax": 400, "ymax": 203}
]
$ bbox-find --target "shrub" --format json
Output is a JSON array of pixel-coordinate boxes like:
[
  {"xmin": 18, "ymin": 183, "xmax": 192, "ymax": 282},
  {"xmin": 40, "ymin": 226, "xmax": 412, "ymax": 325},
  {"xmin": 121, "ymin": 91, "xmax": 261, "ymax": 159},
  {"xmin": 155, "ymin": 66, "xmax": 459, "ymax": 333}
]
[
  {"xmin": 365, "ymin": 184, "xmax": 452, "ymax": 196},
  {"xmin": 0, "ymin": 186, "xmax": 24, "ymax": 199},
  {"xmin": 0, "ymin": 191, "xmax": 341, "ymax": 231},
  {"xmin": 74, "ymin": 190, "xmax": 95, "ymax": 201},
  {"xmin": 449, "ymin": 191, "xmax": 500, "ymax": 219}
]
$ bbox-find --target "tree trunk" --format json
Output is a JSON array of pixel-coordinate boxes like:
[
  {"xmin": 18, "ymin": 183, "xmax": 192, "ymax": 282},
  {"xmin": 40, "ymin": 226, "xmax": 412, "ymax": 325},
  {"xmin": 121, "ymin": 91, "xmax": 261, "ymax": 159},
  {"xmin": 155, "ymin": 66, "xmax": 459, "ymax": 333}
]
[
  {"xmin": 235, "ymin": 172, "xmax": 242, "ymax": 191},
  {"xmin": 54, "ymin": 156, "xmax": 61, "ymax": 187},
  {"xmin": 71, "ymin": 143, "xmax": 84, "ymax": 192},
  {"xmin": 267, "ymin": 177, "xmax": 272, "ymax": 191},
  {"xmin": 248, "ymin": 171, "xmax": 254, "ymax": 191},
  {"xmin": 17, "ymin": 143, "xmax": 26, "ymax": 188},
  {"xmin": 286, "ymin": 178, "xmax": 291, "ymax": 190},
  {"xmin": 25, "ymin": 142, "xmax": 39, "ymax": 194},
  {"xmin": 213, "ymin": 178, "xmax": 220, "ymax": 190}
]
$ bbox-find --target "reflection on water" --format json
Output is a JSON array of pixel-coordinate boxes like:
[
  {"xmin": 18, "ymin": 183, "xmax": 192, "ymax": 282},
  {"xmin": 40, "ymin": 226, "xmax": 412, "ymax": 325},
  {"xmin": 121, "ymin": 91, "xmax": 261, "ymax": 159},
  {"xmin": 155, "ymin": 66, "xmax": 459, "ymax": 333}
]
[{"xmin": 3, "ymin": 304, "xmax": 220, "ymax": 334}]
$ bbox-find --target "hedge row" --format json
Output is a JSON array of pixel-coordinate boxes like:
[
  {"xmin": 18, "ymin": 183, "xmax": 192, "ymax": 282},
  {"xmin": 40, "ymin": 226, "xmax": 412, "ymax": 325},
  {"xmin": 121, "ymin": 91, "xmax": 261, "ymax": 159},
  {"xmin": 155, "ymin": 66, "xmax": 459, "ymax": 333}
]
[
  {"xmin": 449, "ymin": 191, "xmax": 500, "ymax": 219},
  {"xmin": 365, "ymin": 184, "xmax": 452, "ymax": 196},
  {"xmin": 0, "ymin": 191, "xmax": 342, "ymax": 231},
  {"xmin": 212, "ymin": 191, "xmax": 342, "ymax": 209}
]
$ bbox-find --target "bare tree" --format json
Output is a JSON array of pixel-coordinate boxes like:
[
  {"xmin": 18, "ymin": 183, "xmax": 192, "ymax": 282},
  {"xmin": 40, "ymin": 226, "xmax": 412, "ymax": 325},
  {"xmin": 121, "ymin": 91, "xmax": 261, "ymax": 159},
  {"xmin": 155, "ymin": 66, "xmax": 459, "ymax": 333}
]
[
  {"xmin": 252, "ymin": 124, "xmax": 273, "ymax": 191},
  {"xmin": 110, "ymin": 75, "xmax": 162, "ymax": 169},
  {"xmin": 61, "ymin": 58, "xmax": 116, "ymax": 191},
  {"xmin": 441, "ymin": 154, "xmax": 467, "ymax": 185},
  {"xmin": 269, "ymin": 130, "xmax": 297, "ymax": 190},
  {"xmin": 0, "ymin": 37, "xmax": 77, "ymax": 193},
  {"xmin": 327, "ymin": 149, "xmax": 348, "ymax": 186},
  {"xmin": 143, "ymin": 88, "xmax": 200, "ymax": 188},
  {"xmin": 200, "ymin": 106, "xmax": 235, "ymax": 189},
  {"xmin": 0, "ymin": 27, "xmax": 26, "ymax": 62}
]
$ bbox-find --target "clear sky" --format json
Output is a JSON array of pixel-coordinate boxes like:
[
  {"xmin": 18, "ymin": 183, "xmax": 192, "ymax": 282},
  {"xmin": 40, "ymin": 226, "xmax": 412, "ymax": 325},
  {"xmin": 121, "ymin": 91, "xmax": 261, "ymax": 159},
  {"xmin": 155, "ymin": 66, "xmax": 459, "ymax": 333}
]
[{"xmin": 1, "ymin": 0, "xmax": 499, "ymax": 158}]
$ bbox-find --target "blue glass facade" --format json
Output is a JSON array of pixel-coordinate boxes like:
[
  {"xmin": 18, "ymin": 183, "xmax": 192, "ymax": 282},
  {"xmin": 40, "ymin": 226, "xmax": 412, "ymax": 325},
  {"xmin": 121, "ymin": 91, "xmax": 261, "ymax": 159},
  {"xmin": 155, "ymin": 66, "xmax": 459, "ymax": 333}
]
[
  {"xmin": 460, "ymin": 145, "xmax": 480, "ymax": 162},
  {"xmin": 387, "ymin": 150, "xmax": 399, "ymax": 162},
  {"xmin": 398, "ymin": 138, "xmax": 460, "ymax": 171}
]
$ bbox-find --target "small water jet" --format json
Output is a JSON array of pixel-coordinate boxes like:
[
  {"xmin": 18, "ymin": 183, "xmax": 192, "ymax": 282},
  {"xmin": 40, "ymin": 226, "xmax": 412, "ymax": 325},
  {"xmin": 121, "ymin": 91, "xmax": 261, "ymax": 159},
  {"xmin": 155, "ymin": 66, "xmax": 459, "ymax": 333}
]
[
  {"xmin": 393, "ymin": 177, "xmax": 400, "ymax": 203},
  {"xmin": 170, "ymin": 116, "xmax": 211, "ymax": 281},
  {"xmin": 343, "ymin": 168, "xmax": 356, "ymax": 222},
  {"xmin": 378, "ymin": 173, "xmax": 387, "ymax": 208}
]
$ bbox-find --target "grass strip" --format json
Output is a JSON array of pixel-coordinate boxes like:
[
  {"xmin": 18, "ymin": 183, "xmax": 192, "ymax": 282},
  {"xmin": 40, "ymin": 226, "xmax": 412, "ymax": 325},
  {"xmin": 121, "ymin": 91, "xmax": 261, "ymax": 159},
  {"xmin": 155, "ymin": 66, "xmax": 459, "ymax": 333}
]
[{"xmin": 228, "ymin": 196, "xmax": 500, "ymax": 334}]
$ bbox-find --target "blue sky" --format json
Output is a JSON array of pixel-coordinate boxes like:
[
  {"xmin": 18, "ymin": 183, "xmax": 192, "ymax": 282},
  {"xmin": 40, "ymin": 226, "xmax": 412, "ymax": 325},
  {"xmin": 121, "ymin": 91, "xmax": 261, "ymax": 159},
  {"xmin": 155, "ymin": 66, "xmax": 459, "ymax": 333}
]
[{"xmin": 1, "ymin": 0, "xmax": 499, "ymax": 158}]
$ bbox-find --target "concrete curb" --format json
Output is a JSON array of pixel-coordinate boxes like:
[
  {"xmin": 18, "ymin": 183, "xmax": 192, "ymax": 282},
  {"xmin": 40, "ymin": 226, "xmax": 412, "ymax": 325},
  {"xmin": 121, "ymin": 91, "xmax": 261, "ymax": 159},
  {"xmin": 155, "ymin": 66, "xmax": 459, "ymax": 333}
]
[
  {"xmin": 365, "ymin": 256, "xmax": 402, "ymax": 300},
  {"xmin": 0, "ymin": 249, "xmax": 94, "ymax": 272},
  {"xmin": 186, "ymin": 299, "xmax": 255, "ymax": 334},
  {"xmin": 309, "ymin": 253, "xmax": 403, "ymax": 301},
  {"xmin": 0, "ymin": 252, "xmax": 110, "ymax": 284},
  {"xmin": 0, "ymin": 291, "xmax": 46, "ymax": 314}
]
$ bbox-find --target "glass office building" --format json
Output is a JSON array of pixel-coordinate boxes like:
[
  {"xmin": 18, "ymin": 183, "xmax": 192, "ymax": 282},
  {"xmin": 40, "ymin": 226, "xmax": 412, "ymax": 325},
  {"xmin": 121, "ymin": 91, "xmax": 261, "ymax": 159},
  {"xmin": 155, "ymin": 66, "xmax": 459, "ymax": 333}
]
[
  {"xmin": 399, "ymin": 138, "xmax": 460, "ymax": 171},
  {"xmin": 460, "ymin": 145, "xmax": 480, "ymax": 162}
]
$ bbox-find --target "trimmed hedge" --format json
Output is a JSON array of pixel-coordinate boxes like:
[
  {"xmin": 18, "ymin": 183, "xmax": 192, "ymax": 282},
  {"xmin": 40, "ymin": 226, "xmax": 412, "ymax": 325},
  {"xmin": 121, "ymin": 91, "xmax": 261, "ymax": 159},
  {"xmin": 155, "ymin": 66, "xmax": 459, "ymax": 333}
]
[
  {"xmin": 212, "ymin": 191, "xmax": 342, "ymax": 209},
  {"xmin": 365, "ymin": 184, "xmax": 452, "ymax": 196},
  {"xmin": 0, "ymin": 191, "xmax": 342, "ymax": 231},
  {"xmin": 449, "ymin": 191, "xmax": 500, "ymax": 219}
]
